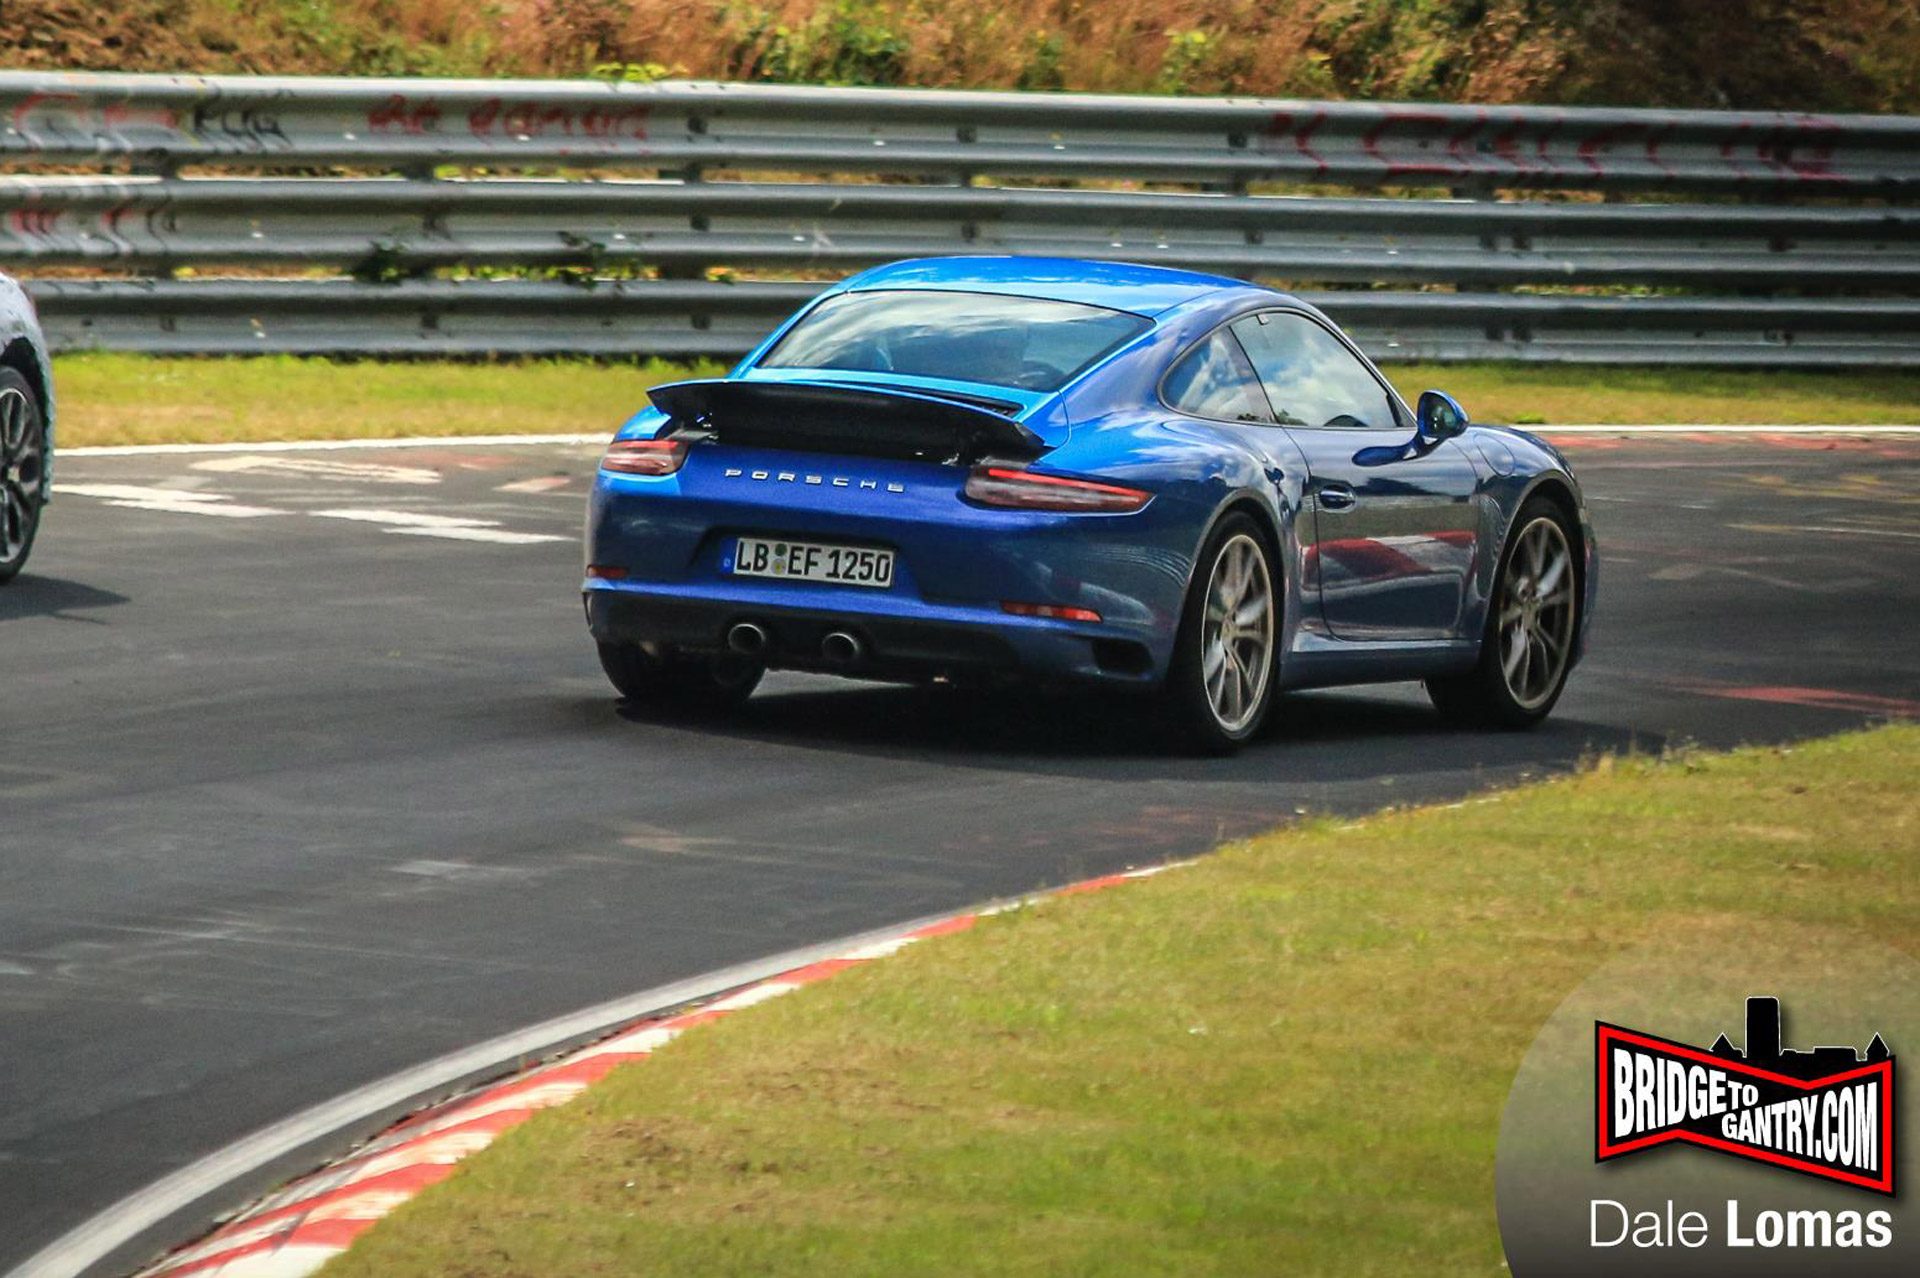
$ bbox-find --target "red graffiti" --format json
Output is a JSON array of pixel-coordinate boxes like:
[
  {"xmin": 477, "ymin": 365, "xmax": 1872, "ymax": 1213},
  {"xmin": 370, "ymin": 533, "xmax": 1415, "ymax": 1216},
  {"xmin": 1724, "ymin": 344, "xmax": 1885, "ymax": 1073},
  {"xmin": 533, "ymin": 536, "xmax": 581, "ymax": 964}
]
[
  {"xmin": 1256, "ymin": 109, "xmax": 1329, "ymax": 176},
  {"xmin": 465, "ymin": 97, "xmax": 649, "ymax": 143},
  {"xmin": 368, "ymin": 94, "xmax": 442, "ymax": 135},
  {"xmin": 12, "ymin": 91, "xmax": 177, "ymax": 137},
  {"xmin": 1531, "ymin": 116, "xmax": 1566, "ymax": 180},
  {"xmin": 101, "ymin": 101, "xmax": 180, "ymax": 132},
  {"xmin": 1641, "ymin": 121, "xmax": 1677, "ymax": 180},
  {"xmin": 1769, "ymin": 116, "xmax": 1844, "ymax": 183},
  {"xmin": 13, "ymin": 90, "xmax": 67, "ymax": 132},
  {"xmin": 1293, "ymin": 109, "xmax": 1326, "ymax": 174},
  {"xmin": 1363, "ymin": 109, "xmax": 1468, "ymax": 178},
  {"xmin": 11, "ymin": 204, "xmax": 71, "ymax": 237},
  {"xmin": 1716, "ymin": 116, "xmax": 1847, "ymax": 188},
  {"xmin": 1575, "ymin": 122, "xmax": 1645, "ymax": 175},
  {"xmin": 1476, "ymin": 111, "xmax": 1555, "ymax": 179}
]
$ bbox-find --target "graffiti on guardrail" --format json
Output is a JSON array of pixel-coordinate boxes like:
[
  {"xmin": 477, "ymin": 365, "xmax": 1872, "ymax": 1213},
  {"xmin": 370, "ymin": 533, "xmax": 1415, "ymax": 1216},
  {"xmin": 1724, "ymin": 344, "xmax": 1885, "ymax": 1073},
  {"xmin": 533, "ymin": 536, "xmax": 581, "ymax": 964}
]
[
  {"xmin": 0, "ymin": 71, "xmax": 1910, "ymax": 361},
  {"xmin": 9, "ymin": 91, "xmax": 181, "ymax": 149},
  {"xmin": 365, "ymin": 95, "xmax": 652, "ymax": 143}
]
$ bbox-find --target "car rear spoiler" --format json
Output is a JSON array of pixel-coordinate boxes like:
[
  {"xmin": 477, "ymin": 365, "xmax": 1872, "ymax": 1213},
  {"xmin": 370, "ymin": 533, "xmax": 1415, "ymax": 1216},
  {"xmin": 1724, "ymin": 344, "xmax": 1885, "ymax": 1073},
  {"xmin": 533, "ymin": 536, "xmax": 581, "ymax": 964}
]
[{"xmin": 647, "ymin": 379, "xmax": 1047, "ymax": 464}]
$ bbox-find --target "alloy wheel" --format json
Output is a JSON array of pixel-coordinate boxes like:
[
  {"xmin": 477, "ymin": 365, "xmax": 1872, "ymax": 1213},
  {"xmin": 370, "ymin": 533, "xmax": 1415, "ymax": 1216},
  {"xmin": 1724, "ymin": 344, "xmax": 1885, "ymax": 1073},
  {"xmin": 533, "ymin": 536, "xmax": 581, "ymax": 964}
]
[
  {"xmin": 1497, "ymin": 515, "xmax": 1576, "ymax": 710},
  {"xmin": 1201, "ymin": 532, "xmax": 1275, "ymax": 733},
  {"xmin": 0, "ymin": 386, "xmax": 41, "ymax": 567}
]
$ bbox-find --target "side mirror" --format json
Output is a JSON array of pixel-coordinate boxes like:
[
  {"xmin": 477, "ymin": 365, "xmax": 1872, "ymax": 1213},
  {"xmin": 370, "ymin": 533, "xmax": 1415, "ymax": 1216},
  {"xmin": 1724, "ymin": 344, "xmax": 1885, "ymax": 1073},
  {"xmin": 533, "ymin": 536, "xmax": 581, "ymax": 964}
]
[{"xmin": 1416, "ymin": 389, "xmax": 1469, "ymax": 440}]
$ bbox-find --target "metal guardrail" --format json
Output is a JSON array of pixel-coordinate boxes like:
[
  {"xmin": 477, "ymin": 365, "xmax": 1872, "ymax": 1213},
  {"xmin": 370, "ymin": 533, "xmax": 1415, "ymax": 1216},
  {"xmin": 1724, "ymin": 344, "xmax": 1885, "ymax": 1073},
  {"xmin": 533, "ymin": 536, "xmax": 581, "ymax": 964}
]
[
  {"xmin": 0, "ymin": 71, "xmax": 1915, "ymax": 364},
  {"xmin": 3, "ymin": 177, "xmax": 1916, "ymax": 290},
  {"xmin": 26, "ymin": 278, "xmax": 1920, "ymax": 366},
  {"xmin": 5, "ymin": 72, "xmax": 1916, "ymax": 194},
  {"xmin": 23, "ymin": 278, "xmax": 806, "ymax": 358}
]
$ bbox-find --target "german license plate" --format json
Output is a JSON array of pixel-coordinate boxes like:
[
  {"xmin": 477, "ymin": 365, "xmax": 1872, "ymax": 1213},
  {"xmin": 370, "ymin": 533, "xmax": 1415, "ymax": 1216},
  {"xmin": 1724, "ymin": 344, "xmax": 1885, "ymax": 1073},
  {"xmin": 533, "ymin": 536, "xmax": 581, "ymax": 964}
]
[{"xmin": 732, "ymin": 537, "xmax": 895, "ymax": 588}]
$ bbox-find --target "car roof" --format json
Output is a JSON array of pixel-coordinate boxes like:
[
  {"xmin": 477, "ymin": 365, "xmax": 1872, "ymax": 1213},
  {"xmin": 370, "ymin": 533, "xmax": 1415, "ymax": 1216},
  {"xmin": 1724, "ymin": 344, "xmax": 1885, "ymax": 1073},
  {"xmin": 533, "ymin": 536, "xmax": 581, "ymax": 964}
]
[{"xmin": 837, "ymin": 256, "xmax": 1279, "ymax": 318}]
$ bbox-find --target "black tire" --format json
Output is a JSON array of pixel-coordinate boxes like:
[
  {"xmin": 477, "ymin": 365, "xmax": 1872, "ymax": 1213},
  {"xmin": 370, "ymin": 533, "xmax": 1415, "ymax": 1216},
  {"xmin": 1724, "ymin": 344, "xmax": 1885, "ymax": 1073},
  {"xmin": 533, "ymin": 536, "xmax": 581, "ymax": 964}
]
[
  {"xmin": 1427, "ymin": 496, "xmax": 1580, "ymax": 729},
  {"xmin": 1161, "ymin": 511, "xmax": 1281, "ymax": 755},
  {"xmin": 597, "ymin": 641, "xmax": 763, "ymax": 711},
  {"xmin": 0, "ymin": 367, "xmax": 47, "ymax": 585}
]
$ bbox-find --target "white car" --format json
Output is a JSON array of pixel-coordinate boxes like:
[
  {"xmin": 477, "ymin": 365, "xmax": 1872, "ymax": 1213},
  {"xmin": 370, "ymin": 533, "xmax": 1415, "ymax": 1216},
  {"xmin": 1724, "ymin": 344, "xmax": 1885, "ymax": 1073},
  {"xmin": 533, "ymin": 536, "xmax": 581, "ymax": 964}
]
[{"xmin": 0, "ymin": 274, "xmax": 54, "ymax": 583}]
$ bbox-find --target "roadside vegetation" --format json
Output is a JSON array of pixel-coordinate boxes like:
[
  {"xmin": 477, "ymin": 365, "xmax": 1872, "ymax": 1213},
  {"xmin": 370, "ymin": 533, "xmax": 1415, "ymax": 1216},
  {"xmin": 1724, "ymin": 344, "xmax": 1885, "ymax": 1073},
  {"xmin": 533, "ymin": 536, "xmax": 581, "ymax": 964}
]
[
  {"xmin": 7, "ymin": 1, "xmax": 1916, "ymax": 112},
  {"xmin": 323, "ymin": 723, "xmax": 1918, "ymax": 1276},
  {"xmin": 1385, "ymin": 363, "xmax": 1920, "ymax": 428},
  {"xmin": 50, "ymin": 355, "xmax": 1920, "ymax": 448},
  {"xmin": 52, "ymin": 354, "xmax": 724, "ymax": 448}
]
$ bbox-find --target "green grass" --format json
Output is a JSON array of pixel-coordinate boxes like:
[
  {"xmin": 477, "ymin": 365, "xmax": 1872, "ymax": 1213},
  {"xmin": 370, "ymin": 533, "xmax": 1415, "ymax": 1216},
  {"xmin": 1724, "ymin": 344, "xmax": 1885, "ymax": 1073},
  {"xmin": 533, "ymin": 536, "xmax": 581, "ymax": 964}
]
[
  {"xmin": 52, "ymin": 354, "xmax": 726, "ymax": 449},
  {"xmin": 48, "ymin": 355, "xmax": 1920, "ymax": 450},
  {"xmin": 1388, "ymin": 363, "xmax": 1920, "ymax": 428},
  {"xmin": 324, "ymin": 725, "xmax": 1918, "ymax": 1277}
]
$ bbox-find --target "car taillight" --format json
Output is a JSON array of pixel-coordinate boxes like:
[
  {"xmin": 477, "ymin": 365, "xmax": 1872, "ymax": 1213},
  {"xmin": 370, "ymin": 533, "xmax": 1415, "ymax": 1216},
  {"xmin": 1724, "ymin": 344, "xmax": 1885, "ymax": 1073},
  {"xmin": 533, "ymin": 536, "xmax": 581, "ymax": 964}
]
[
  {"xmin": 1002, "ymin": 601, "xmax": 1102, "ymax": 623},
  {"xmin": 601, "ymin": 438, "xmax": 689, "ymax": 476},
  {"xmin": 963, "ymin": 466, "xmax": 1151, "ymax": 513}
]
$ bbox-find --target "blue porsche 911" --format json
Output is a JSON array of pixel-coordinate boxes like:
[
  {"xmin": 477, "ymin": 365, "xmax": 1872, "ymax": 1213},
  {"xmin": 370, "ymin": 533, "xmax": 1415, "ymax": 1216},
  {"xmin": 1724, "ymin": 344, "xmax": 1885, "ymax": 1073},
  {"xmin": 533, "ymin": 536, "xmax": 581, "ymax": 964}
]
[{"xmin": 583, "ymin": 257, "xmax": 1595, "ymax": 752}]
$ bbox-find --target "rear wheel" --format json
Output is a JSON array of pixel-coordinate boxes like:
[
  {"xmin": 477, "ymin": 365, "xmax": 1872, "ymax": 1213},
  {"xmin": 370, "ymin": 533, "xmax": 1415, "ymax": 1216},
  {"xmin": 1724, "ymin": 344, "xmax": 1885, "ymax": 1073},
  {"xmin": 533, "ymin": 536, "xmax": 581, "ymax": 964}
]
[
  {"xmin": 1162, "ymin": 513, "xmax": 1279, "ymax": 754},
  {"xmin": 1427, "ymin": 497, "xmax": 1579, "ymax": 728},
  {"xmin": 0, "ymin": 369, "xmax": 46, "ymax": 585},
  {"xmin": 597, "ymin": 641, "xmax": 763, "ymax": 710}
]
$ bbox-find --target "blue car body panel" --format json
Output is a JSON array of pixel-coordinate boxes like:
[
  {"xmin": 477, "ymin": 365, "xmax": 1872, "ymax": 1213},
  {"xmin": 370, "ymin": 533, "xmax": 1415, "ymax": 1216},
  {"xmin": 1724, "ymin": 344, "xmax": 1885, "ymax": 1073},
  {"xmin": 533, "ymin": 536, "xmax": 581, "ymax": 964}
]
[{"xmin": 585, "ymin": 256, "xmax": 1596, "ymax": 691}]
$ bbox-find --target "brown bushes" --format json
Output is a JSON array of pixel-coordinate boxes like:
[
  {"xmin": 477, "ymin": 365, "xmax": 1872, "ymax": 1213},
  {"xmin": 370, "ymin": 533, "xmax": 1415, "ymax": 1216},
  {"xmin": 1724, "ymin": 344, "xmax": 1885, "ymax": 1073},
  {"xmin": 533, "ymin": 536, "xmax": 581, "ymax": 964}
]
[{"xmin": 2, "ymin": 0, "xmax": 1913, "ymax": 111}]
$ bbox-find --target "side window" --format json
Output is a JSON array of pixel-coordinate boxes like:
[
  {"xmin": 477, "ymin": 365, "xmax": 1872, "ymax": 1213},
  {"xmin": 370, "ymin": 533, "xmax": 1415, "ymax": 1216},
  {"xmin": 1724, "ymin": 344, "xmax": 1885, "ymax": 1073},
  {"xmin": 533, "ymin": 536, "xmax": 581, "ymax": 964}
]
[
  {"xmin": 1162, "ymin": 330, "xmax": 1272, "ymax": 423},
  {"xmin": 1229, "ymin": 312, "xmax": 1395, "ymax": 430}
]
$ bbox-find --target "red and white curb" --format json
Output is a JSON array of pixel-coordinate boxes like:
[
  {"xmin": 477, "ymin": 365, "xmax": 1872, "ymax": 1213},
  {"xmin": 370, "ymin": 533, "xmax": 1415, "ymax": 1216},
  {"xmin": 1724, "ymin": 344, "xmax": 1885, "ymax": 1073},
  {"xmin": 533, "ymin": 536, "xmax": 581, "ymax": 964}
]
[{"xmin": 117, "ymin": 864, "xmax": 1185, "ymax": 1278}]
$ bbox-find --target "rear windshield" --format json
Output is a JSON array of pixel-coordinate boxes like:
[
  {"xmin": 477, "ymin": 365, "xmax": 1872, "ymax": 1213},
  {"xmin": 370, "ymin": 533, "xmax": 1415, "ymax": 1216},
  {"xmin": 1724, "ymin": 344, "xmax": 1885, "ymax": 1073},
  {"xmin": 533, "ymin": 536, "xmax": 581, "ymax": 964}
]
[{"xmin": 756, "ymin": 289, "xmax": 1151, "ymax": 392}]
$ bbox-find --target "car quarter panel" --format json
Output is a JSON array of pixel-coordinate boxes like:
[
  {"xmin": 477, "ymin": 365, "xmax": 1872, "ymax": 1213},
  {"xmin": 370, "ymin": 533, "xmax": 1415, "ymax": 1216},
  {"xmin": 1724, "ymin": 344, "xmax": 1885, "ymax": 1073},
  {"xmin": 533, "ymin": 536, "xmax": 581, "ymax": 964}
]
[{"xmin": 1051, "ymin": 327, "xmax": 1322, "ymax": 683}]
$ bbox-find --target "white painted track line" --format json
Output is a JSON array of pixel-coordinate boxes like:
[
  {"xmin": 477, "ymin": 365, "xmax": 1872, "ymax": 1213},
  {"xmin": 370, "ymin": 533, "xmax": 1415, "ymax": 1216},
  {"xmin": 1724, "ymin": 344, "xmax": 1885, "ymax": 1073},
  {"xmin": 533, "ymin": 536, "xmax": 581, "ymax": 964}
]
[
  {"xmin": 57, "ymin": 484, "xmax": 288, "ymax": 518},
  {"xmin": 309, "ymin": 509, "xmax": 569, "ymax": 545},
  {"xmin": 62, "ymin": 433, "xmax": 609, "ymax": 458}
]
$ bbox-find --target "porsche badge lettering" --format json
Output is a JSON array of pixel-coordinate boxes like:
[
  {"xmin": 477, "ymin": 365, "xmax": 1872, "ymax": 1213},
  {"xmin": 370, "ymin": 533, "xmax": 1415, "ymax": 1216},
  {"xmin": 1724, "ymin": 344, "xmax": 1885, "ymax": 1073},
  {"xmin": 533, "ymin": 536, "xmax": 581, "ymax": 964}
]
[{"xmin": 723, "ymin": 467, "xmax": 906, "ymax": 494}]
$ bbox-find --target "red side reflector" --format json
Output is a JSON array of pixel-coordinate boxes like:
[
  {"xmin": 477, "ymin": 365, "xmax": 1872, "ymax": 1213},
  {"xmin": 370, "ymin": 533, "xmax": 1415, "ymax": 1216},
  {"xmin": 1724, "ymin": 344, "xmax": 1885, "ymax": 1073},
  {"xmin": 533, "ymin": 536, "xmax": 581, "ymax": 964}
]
[
  {"xmin": 1002, "ymin": 601, "xmax": 1102, "ymax": 623},
  {"xmin": 601, "ymin": 438, "xmax": 689, "ymax": 476},
  {"xmin": 963, "ymin": 466, "xmax": 1151, "ymax": 513},
  {"xmin": 587, "ymin": 564, "xmax": 628, "ymax": 580}
]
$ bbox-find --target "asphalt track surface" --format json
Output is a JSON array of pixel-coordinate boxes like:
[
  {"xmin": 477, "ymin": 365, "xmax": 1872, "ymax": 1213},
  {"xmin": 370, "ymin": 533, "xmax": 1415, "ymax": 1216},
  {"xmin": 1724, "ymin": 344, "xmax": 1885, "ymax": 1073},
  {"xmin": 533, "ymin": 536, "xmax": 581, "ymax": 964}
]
[{"xmin": 3, "ymin": 431, "xmax": 1917, "ymax": 1272}]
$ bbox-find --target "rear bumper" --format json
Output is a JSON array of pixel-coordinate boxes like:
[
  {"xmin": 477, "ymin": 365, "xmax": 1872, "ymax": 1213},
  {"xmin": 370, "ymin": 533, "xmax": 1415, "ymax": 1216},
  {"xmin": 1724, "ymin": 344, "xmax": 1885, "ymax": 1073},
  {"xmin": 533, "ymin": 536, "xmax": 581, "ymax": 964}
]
[
  {"xmin": 585, "ymin": 582, "xmax": 1159, "ymax": 685},
  {"xmin": 585, "ymin": 450, "xmax": 1199, "ymax": 686}
]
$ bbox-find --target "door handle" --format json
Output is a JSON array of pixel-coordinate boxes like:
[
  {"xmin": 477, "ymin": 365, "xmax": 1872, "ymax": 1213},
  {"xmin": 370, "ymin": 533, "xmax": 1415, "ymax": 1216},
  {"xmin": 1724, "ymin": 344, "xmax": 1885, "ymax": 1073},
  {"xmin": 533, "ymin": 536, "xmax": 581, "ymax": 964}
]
[{"xmin": 1317, "ymin": 483, "xmax": 1357, "ymax": 512}]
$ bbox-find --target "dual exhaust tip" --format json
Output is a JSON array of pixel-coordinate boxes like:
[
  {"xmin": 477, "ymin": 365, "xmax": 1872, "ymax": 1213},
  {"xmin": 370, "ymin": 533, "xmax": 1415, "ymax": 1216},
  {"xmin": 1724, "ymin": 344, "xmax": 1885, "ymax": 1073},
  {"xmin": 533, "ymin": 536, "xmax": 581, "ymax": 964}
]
[
  {"xmin": 727, "ymin": 621, "xmax": 864, "ymax": 667},
  {"xmin": 726, "ymin": 621, "xmax": 771, "ymax": 656}
]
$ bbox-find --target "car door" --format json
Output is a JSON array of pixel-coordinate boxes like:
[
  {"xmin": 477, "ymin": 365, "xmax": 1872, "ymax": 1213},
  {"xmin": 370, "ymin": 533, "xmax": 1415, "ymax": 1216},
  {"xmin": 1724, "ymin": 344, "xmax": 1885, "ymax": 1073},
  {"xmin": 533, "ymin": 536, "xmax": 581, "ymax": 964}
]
[{"xmin": 1229, "ymin": 310, "xmax": 1481, "ymax": 642}]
